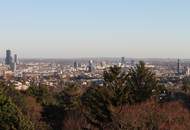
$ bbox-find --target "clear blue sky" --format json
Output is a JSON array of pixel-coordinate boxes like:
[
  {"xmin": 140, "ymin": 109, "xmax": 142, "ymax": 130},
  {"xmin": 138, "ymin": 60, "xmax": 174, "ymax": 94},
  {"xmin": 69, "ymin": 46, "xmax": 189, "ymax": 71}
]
[{"xmin": 0, "ymin": 0, "xmax": 190, "ymax": 58}]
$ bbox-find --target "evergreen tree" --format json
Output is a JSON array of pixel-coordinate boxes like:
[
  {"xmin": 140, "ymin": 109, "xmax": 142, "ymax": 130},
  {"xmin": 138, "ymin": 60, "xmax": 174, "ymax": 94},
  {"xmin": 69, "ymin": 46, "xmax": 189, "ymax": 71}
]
[
  {"xmin": 81, "ymin": 87, "xmax": 113, "ymax": 130},
  {"xmin": 127, "ymin": 61, "xmax": 159, "ymax": 103},
  {"xmin": 0, "ymin": 91, "xmax": 34, "ymax": 130},
  {"xmin": 57, "ymin": 85, "xmax": 81, "ymax": 110},
  {"xmin": 26, "ymin": 85, "xmax": 55, "ymax": 105},
  {"xmin": 103, "ymin": 65, "xmax": 129, "ymax": 106}
]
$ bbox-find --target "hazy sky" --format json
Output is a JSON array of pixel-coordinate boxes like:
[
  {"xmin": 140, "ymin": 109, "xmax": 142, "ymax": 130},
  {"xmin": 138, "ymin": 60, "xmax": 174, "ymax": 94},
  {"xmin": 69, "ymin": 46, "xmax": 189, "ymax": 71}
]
[{"xmin": 0, "ymin": 0, "xmax": 190, "ymax": 58}]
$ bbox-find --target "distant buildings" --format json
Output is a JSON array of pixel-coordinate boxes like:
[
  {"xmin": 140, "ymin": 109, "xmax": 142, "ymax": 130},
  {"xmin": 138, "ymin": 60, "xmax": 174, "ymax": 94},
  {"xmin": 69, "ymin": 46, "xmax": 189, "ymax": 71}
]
[
  {"xmin": 174, "ymin": 59, "xmax": 190, "ymax": 77},
  {"xmin": 88, "ymin": 60, "xmax": 95, "ymax": 72},
  {"xmin": 14, "ymin": 54, "xmax": 19, "ymax": 64},
  {"xmin": 5, "ymin": 50, "xmax": 13, "ymax": 66},
  {"xmin": 3, "ymin": 49, "xmax": 190, "ymax": 91},
  {"xmin": 121, "ymin": 57, "xmax": 125, "ymax": 65},
  {"xmin": 11, "ymin": 62, "xmax": 17, "ymax": 72},
  {"xmin": 100, "ymin": 61, "xmax": 106, "ymax": 68},
  {"xmin": 74, "ymin": 61, "xmax": 78, "ymax": 70},
  {"xmin": 184, "ymin": 67, "xmax": 190, "ymax": 76},
  {"xmin": 5, "ymin": 50, "xmax": 19, "ymax": 72},
  {"xmin": 177, "ymin": 59, "xmax": 180, "ymax": 75},
  {"xmin": 131, "ymin": 60, "xmax": 135, "ymax": 66}
]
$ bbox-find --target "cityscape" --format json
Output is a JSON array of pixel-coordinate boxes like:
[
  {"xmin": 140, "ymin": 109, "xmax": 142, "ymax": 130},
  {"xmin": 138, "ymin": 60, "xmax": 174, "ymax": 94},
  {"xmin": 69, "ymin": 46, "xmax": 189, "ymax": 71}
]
[
  {"xmin": 1, "ymin": 49, "xmax": 190, "ymax": 92},
  {"xmin": 1, "ymin": 0, "xmax": 190, "ymax": 130}
]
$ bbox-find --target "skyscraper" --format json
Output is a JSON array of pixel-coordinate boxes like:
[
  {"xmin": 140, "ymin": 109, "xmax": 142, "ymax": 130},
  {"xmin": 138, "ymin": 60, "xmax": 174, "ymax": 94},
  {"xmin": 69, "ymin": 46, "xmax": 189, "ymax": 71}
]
[
  {"xmin": 5, "ymin": 50, "xmax": 13, "ymax": 65},
  {"xmin": 11, "ymin": 62, "xmax": 17, "ymax": 72},
  {"xmin": 88, "ymin": 60, "xmax": 95, "ymax": 72},
  {"xmin": 177, "ymin": 59, "xmax": 180, "ymax": 75},
  {"xmin": 74, "ymin": 61, "xmax": 78, "ymax": 70},
  {"xmin": 121, "ymin": 57, "xmax": 125, "ymax": 65},
  {"xmin": 14, "ymin": 54, "xmax": 19, "ymax": 64}
]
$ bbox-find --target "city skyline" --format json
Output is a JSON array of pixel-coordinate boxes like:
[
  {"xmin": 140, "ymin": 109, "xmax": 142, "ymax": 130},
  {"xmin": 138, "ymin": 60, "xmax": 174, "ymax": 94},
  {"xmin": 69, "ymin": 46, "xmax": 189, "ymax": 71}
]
[{"xmin": 0, "ymin": 0, "xmax": 190, "ymax": 58}]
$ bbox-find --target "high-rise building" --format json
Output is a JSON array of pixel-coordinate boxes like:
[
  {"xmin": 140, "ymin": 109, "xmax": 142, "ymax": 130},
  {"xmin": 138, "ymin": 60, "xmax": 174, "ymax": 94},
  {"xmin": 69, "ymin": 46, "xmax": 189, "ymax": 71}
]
[
  {"xmin": 121, "ymin": 57, "xmax": 125, "ymax": 65},
  {"xmin": 88, "ymin": 60, "xmax": 95, "ymax": 72},
  {"xmin": 177, "ymin": 59, "xmax": 181, "ymax": 75},
  {"xmin": 5, "ymin": 50, "xmax": 13, "ymax": 65},
  {"xmin": 14, "ymin": 54, "xmax": 19, "ymax": 64},
  {"xmin": 74, "ymin": 61, "xmax": 78, "ymax": 70},
  {"xmin": 11, "ymin": 62, "xmax": 17, "ymax": 72}
]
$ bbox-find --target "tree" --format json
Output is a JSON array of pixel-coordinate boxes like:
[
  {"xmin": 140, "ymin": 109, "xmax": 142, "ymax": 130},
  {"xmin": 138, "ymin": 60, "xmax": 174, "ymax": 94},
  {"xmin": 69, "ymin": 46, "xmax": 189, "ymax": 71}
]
[
  {"xmin": 103, "ymin": 65, "xmax": 129, "ymax": 106},
  {"xmin": 127, "ymin": 61, "xmax": 160, "ymax": 103},
  {"xmin": 26, "ymin": 85, "xmax": 55, "ymax": 105},
  {"xmin": 25, "ymin": 96, "xmax": 49, "ymax": 130},
  {"xmin": 79, "ymin": 61, "xmax": 166, "ymax": 129},
  {"xmin": 42, "ymin": 105, "xmax": 65, "ymax": 130},
  {"xmin": 57, "ymin": 85, "xmax": 81, "ymax": 110},
  {"xmin": 0, "ymin": 91, "xmax": 34, "ymax": 130},
  {"xmin": 182, "ymin": 76, "xmax": 190, "ymax": 93},
  {"xmin": 81, "ymin": 87, "xmax": 113, "ymax": 130},
  {"xmin": 0, "ymin": 81, "xmax": 28, "ymax": 114}
]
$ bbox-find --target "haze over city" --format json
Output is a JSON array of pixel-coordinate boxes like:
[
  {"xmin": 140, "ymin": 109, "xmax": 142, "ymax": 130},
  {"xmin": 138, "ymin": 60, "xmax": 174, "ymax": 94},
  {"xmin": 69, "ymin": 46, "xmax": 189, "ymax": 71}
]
[
  {"xmin": 0, "ymin": 0, "xmax": 190, "ymax": 58},
  {"xmin": 2, "ymin": 1, "xmax": 190, "ymax": 130}
]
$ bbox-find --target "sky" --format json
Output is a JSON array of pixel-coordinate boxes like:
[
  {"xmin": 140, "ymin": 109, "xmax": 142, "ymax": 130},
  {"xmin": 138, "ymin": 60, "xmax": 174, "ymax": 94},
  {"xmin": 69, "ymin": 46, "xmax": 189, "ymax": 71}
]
[{"xmin": 0, "ymin": 0, "xmax": 190, "ymax": 58}]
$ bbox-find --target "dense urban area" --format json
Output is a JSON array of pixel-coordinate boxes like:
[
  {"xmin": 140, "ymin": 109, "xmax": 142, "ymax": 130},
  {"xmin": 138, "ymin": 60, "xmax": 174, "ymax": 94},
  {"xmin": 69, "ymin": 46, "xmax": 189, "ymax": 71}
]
[{"xmin": 1, "ymin": 50, "xmax": 190, "ymax": 130}]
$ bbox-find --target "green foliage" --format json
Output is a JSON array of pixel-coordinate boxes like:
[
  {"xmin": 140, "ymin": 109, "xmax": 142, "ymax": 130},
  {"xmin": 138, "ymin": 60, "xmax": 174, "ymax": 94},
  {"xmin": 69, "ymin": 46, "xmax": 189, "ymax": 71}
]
[
  {"xmin": 81, "ymin": 87, "xmax": 113, "ymax": 130},
  {"xmin": 0, "ymin": 81, "xmax": 28, "ymax": 114},
  {"xmin": 0, "ymin": 61, "xmax": 172, "ymax": 130},
  {"xmin": 42, "ymin": 85, "xmax": 82, "ymax": 130},
  {"xmin": 127, "ymin": 61, "xmax": 160, "ymax": 103},
  {"xmin": 80, "ymin": 61, "xmax": 162, "ymax": 129},
  {"xmin": 42, "ymin": 105, "xmax": 65, "ymax": 130},
  {"xmin": 103, "ymin": 62, "xmax": 161, "ymax": 106},
  {"xmin": 0, "ymin": 81, "xmax": 49, "ymax": 130},
  {"xmin": 57, "ymin": 85, "xmax": 81, "ymax": 110},
  {"xmin": 26, "ymin": 85, "xmax": 55, "ymax": 105},
  {"xmin": 0, "ymin": 91, "xmax": 34, "ymax": 130},
  {"xmin": 103, "ymin": 65, "xmax": 129, "ymax": 106}
]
